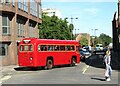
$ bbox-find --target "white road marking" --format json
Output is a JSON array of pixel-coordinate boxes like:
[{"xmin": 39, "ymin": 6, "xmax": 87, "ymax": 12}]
[
  {"xmin": 0, "ymin": 75, "xmax": 11, "ymax": 82},
  {"xmin": 0, "ymin": 81, "xmax": 2, "ymax": 85},
  {"xmin": 82, "ymin": 65, "xmax": 89, "ymax": 74}
]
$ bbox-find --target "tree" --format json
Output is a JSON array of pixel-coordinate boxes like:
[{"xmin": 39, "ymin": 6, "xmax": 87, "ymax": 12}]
[
  {"xmin": 39, "ymin": 14, "xmax": 73, "ymax": 40},
  {"xmin": 99, "ymin": 33, "xmax": 112, "ymax": 47},
  {"xmin": 79, "ymin": 36, "xmax": 88, "ymax": 46},
  {"xmin": 90, "ymin": 33, "xmax": 112, "ymax": 47}
]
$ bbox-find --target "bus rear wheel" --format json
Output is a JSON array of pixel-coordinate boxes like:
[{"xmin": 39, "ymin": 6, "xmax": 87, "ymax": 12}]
[{"xmin": 45, "ymin": 59, "xmax": 53, "ymax": 70}]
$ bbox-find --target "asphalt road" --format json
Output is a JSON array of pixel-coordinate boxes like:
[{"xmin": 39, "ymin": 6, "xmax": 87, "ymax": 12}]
[{"xmin": 1, "ymin": 54, "xmax": 119, "ymax": 85}]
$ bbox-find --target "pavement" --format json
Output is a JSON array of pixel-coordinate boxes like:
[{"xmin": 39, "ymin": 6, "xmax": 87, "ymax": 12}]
[{"xmin": 0, "ymin": 65, "xmax": 19, "ymax": 84}]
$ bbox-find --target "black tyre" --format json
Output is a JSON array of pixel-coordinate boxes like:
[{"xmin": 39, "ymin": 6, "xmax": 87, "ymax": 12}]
[{"xmin": 45, "ymin": 59, "xmax": 53, "ymax": 70}]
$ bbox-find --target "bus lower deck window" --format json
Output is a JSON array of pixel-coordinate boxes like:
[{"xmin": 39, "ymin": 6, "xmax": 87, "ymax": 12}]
[
  {"xmin": 60, "ymin": 46, "xmax": 65, "ymax": 51},
  {"xmin": 41, "ymin": 45, "xmax": 47, "ymax": 51},
  {"xmin": 54, "ymin": 45, "xmax": 59, "ymax": 51},
  {"xmin": 48, "ymin": 45, "xmax": 53, "ymax": 51},
  {"xmin": 71, "ymin": 46, "xmax": 75, "ymax": 50}
]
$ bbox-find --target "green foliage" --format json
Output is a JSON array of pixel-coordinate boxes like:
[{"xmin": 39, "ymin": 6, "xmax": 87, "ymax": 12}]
[
  {"xmin": 90, "ymin": 33, "xmax": 112, "ymax": 47},
  {"xmin": 99, "ymin": 33, "xmax": 112, "ymax": 46},
  {"xmin": 79, "ymin": 37, "xmax": 88, "ymax": 46},
  {"xmin": 39, "ymin": 14, "xmax": 73, "ymax": 40}
]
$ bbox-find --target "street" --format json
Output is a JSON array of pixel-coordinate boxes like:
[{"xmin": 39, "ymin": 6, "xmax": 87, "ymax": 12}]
[{"xmin": 1, "ymin": 54, "xmax": 119, "ymax": 85}]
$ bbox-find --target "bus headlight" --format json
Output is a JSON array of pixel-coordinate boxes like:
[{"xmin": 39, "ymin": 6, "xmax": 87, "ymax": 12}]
[{"xmin": 30, "ymin": 57, "xmax": 33, "ymax": 61}]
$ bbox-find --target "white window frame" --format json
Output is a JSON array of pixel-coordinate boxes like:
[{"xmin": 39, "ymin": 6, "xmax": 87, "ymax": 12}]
[
  {"xmin": 17, "ymin": 18, "xmax": 25, "ymax": 37},
  {"xmin": 18, "ymin": 0, "xmax": 28, "ymax": 13},
  {"xmin": 30, "ymin": 0, "xmax": 37, "ymax": 17},
  {"xmin": 2, "ymin": 15, "xmax": 11, "ymax": 35}
]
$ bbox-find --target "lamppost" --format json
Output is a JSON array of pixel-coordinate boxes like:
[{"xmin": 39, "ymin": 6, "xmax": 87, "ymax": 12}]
[
  {"xmin": 65, "ymin": 17, "xmax": 78, "ymax": 39},
  {"xmin": 94, "ymin": 29, "xmax": 98, "ymax": 37},
  {"xmin": 91, "ymin": 29, "xmax": 98, "ymax": 46},
  {"xmin": 74, "ymin": 29, "xmax": 79, "ymax": 37}
]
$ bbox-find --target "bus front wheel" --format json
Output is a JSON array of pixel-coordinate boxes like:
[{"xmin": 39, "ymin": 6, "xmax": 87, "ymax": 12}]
[{"xmin": 45, "ymin": 59, "xmax": 53, "ymax": 70}]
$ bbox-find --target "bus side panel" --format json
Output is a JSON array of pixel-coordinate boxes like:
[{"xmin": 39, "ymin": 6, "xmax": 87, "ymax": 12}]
[
  {"xmin": 60, "ymin": 52, "xmax": 72, "ymax": 65},
  {"xmin": 36, "ymin": 51, "xmax": 80, "ymax": 66},
  {"xmin": 36, "ymin": 52, "xmax": 67, "ymax": 66},
  {"xmin": 37, "ymin": 52, "xmax": 48, "ymax": 66},
  {"xmin": 47, "ymin": 52, "xmax": 71, "ymax": 65},
  {"xmin": 36, "ymin": 52, "xmax": 70, "ymax": 66},
  {"xmin": 76, "ymin": 54, "xmax": 80, "ymax": 63},
  {"xmin": 46, "ymin": 52, "xmax": 73, "ymax": 65}
]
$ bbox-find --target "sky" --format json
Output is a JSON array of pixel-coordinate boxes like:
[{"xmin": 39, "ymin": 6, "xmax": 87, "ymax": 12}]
[{"xmin": 42, "ymin": 0, "xmax": 118, "ymax": 37}]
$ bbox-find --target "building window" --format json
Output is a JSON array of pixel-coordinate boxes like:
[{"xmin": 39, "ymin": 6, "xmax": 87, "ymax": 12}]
[
  {"xmin": 17, "ymin": 18, "xmax": 25, "ymax": 37},
  {"xmin": 29, "ymin": 22, "xmax": 35, "ymax": 38},
  {"xmin": 24, "ymin": 1, "xmax": 28, "ymax": 12},
  {"xmin": 0, "ymin": 43, "xmax": 8, "ymax": 56},
  {"xmin": 30, "ymin": 0, "xmax": 37, "ymax": 17},
  {"xmin": 38, "ymin": 4, "xmax": 42, "ymax": 18},
  {"xmin": 0, "ymin": 0, "xmax": 10, "ymax": 4},
  {"xmin": 2, "ymin": 15, "xmax": 11, "ymax": 35},
  {"xmin": 18, "ymin": 0, "xmax": 28, "ymax": 12},
  {"xmin": 18, "ymin": 0, "xmax": 24, "ymax": 10},
  {"xmin": 0, "ymin": 0, "xmax": 3, "ymax": 3},
  {"xmin": 12, "ymin": 0, "xmax": 15, "ymax": 6},
  {"xmin": 5, "ymin": 0, "xmax": 10, "ymax": 3}
]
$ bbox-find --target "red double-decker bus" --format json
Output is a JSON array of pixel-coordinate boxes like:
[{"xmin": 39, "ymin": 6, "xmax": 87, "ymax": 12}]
[{"xmin": 18, "ymin": 38, "xmax": 81, "ymax": 69}]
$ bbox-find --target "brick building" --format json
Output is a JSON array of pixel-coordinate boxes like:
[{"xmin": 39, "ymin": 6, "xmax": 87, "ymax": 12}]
[
  {"xmin": 0, "ymin": 0, "xmax": 42, "ymax": 66},
  {"xmin": 76, "ymin": 33, "xmax": 90, "ymax": 46}
]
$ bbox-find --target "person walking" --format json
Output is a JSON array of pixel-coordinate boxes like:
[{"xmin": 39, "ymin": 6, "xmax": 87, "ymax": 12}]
[{"xmin": 104, "ymin": 47, "xmax": 112, "ymax": 81}]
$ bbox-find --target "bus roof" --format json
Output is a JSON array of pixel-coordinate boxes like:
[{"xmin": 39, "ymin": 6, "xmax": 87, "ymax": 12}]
[{"xmin": 21, "ymin": 38, "xmax": 79, "ymax": 45}]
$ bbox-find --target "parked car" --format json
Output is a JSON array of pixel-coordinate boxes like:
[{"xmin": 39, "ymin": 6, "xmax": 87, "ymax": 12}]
[
  {"xmin": 80, "ymin": 48, "xmax": 91, "ymax": 61},
  {"xmin": 80, "ymin": 49, "xmax": 85, "ymax": 61},
  {"xmin": 95, "ymin": 44, "xmax": 103, "ymax": 51},
  {"xmin": 83, "ymin": 46, "xmax": 92, "ymax": 52}
]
